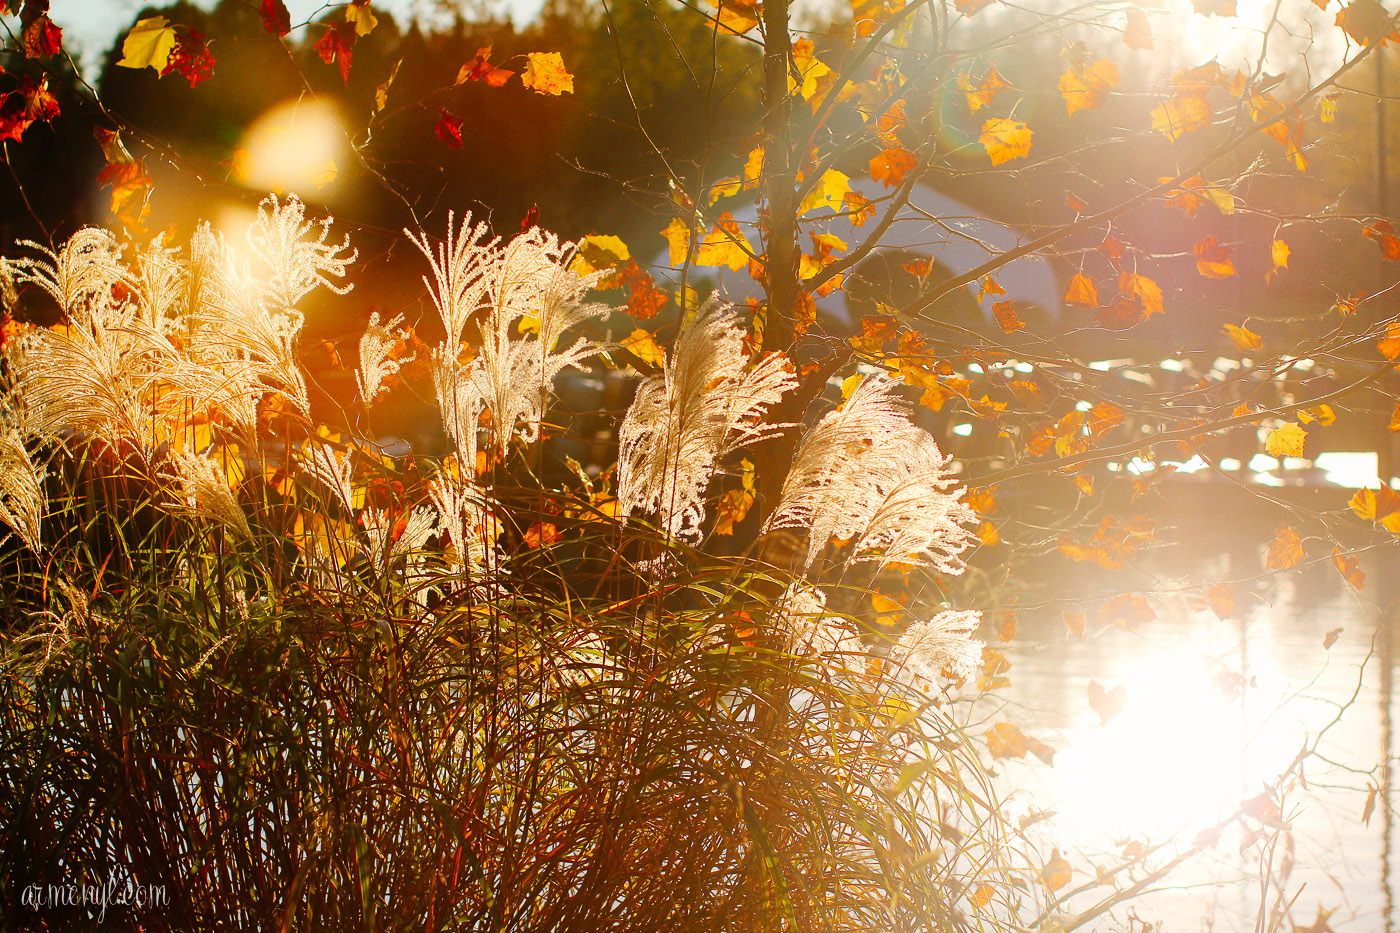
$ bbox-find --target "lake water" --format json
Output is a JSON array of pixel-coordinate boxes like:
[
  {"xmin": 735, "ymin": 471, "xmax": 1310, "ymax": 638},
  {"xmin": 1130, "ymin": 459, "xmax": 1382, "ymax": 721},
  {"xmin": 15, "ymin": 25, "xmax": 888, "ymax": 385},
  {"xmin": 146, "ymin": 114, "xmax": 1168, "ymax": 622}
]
[{"xmin": 975, "ymin": 535, "xmax": 1398, "ymax": 931}]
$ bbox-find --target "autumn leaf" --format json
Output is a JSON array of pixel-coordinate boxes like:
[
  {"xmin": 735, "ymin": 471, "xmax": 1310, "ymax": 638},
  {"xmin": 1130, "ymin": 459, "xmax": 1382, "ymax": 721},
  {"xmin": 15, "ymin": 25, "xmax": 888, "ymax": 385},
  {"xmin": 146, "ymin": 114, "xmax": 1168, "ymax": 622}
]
[
  {"xmin": 661, "ymin": 217, "xmax": 691, "ymax": 266},
  {"xmin": 1193, "ymin": 235, "xmax": 1236, "ymax": 278},
  {"xmin": 1365, "ymin": 220, "xmax": 1400, "ymax": 260},
  {"xmin": 708, "ymin": 0, "xmax": 762, "ymax": 34},
  {"xmin": 1266, "ymin": 525, "xmax": 1305, "ymax": 569},
  {"xmin": 1297, "ymin": 404, "xmax": 1335, "ymax": 426},
  {"xmin": 713, "ymin": 458, "xmax": 756, "ymax": 534},
  {"xmin": 1336, "ymin": 0, "xmax": 1399, "ymax": 46},
  {"xmin": 1059, "ymin": 58, "xmax": 1120, "ymax": 116},
  {"xmin": 522, "ymin": 51, "xmax": 574, "ymax": 95},
  {"xmin": 1119, "ymin": 272, "xmax": 1164, "ymax": 317},
  {"xmin": 1390, "ymin": 402, "xmax": 1400, "ymax": 432},
  {"xmin": 788, "ymin": 39, "xmax": 832, "ymax": 100},
  {"xmin": 1100, "ymin": 593, "xmax": 1155, "ymax": 631},
  {"xmin": 1124, "ymin": 9, "xmax": 1153, "ymax": 48},
  {"xmin": 1041, "ymin": 850, "xmax": 1072, "ymax": 892},
  {"xmin": 435, "ymin": 109, "xmax": 464, "ymax": 148},
  {"xmin": 980, "ymin": 118, "xmax": 1033, "ymax": 166},
  {"xmin": 1164, "ymin": 174, "xmax": 1234, "ymax": 215},
  {"xmin": 260, "ymin": 0, "xmax": 292, "ymax": 35},
  {"xmin": 20, "ymin": 9, "xmax": 61, "ymax": 59},
  {"xmin": 1063, "ymin": 609, "xmax": 1087, "ymax": 638},
  {"xmin": 164, "ymin": 27, "xmax": 216, "ymax": 88},
  {"xmin": 1332, "ymin": 547, "xmax": 1366, "ymax": 589},
  {"xmin": 869, "ymin": 146, "xmax": 919, "ymax": 187},
  {"xmin": 958, "ymin": 66, "xmax": 1010, "ymax": 112},
  {"xmin": 315, "ymin": 21, "xmax": 356, "ymax": 84},
  {"xmin": 97, "ymin": 159, "xmax": 152, "ymax": 228},
  {"xmin": 1265, "ymin": 422, "xmax": 1307, "ymax": 458},
  {"xmin": 1207, "ymin": 583, "xmax": 1235, "ymax": 618},
  {"xmin": 1350, "ymin": 486, "xmax": 1400, "ymax": 532},
  {"xmin": 570, "ymin": 234, "xmax": 630, "ymax": 277},
  {"xmin": 1063, "ymin": 272, "xmax": 1099, "ymax": 306},
  {"xmin": 1150, "ymin": 94, "xmax": 1212, "ymax": 141},
  {"xmin": 524, "ymin": 522, "xmax": 562, "ymax": 548},
  {"xmin": 1088, "ymin": 680, "xmax": 1128, "ymax": 726},
  {"xmin": 985, "ymin": 722, "xmax": 1029, "ymax": 759},
  {"xmin": 954, "ymin": 0, "xmax": 993, "ymax": 13},
  {"xmin": 0, "ymin": 75, "xmax": 59, "ymax": 144},
  {"xmin": 695, "ymin": 212, "xmax": 753, "ymax": 270},
  {"xmin": 992, "ymin": 301, "xmax": 1024, "ymax": 333},
  {"xmin": 1223, "ymin": 323, "xmax": 1262, "ymax": 351},
  {"xmin": 118, "ymin": 16, "xmax": 179, "ymax": 73},
  {"xmin": 345, "ymin": 0, "xmax": 379, "ymax": 37},
  {"xmin": 1380, "ymin": 322, "xmax": 1400, "ymax": 360},
  {"xmin": 799, "ymin": 168, "xmax": 852, "ymax": 216},
  {"xmin": 617, "ymin": 260, "xmax": 667, "ymax": 320},
  {"xmin": 375, "ymin": 59, "xmax": 401, "ymax": 112},
  {"xmin": 457, "ymin": 46, "xmax": 515, "ymax": 87},
  {"xmin": 1269, "ymin": 238, "xmax": 1290, "ymax": 279}
]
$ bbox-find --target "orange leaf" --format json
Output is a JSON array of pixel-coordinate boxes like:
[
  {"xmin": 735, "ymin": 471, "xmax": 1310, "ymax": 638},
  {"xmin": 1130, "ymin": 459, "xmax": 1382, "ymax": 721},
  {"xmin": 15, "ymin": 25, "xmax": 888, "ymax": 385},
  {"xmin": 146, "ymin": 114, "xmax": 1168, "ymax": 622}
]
[
  {"xmin": 1193, "ymin": 235, "xmax": 1236, "ymax": 278},
  {"xmin": 980, "ymin": 118, "xmax": 1033, "ymax": 166},
  {"xmin": 1365, "ymin": 220, "xmax": 1400, "ymax": 260},
  {"xmin": 1124, "ymin": 9, "xmax": 1153, "ymax": 49},
  {"xmin": 1088, "ymin": 680, "xmax": 1128, "ymax": 725},
  {"xmin": 1099, "ymin": 593, "xmax": 1155, "ymax": 631},
  {"xmin": 1207, "ymin": 583, "xmax": 1235, "ymax": 618},
  {"xmin": 1150, "ymin": 94, "xmax": 1212, "ymax": 141},
  {"xmin": 1063, "ymin": 609, "xmax": 1086, "ymax": 638},
  {"xmin": 992, "ymin": 300, "xmax": 1024, "ymax": 333},
  {"xmin": 1041, "ymin": 850, "xmax": 1072, "ymax": 892},
  {"xmin": 1266, "ymin": 525, "xmax": 1305, "ymax": 569},
  {"xmin": 985, "ymin": 722, "xmax": 1029, "ymax": 759},
  {"xmin": 707, "ymin": 0, "xmax": 762, "ymax": 34},
  {"xmin": 1336, "ymin": 0, "xmax": 1399, "ymax": 46},
  {"xmin": 1223, "ymin": 323, "xmax": 1261, "ymax": 351},
  {"xmin": 1332, "ymin": 547, "xmax": 1367, "ymax": 589},
  {"xmin": 524, "ymin": 521, "xmax": 562, "ymax": 548},
  {"xmin": 521, "ymin": 51, "xmax": 574, "ymax": 95},
  {"xmin": 958, "ymin": 66, "xmax": 1010, "ymax": 111},
  {"xmin": 1350, "ymin": 486, "xmax": 1400, "ymax": 532},
  {"xmin": 1119, "ymin": 272, "xmax": 1164, "ymax": 317},
  {"xmin": 1380, "ymin": 322, "xmax": 1400, "ymax": 360},
  {"xmin": 456, "ymin": 46, "xmax": 515, "ymax": 87},
  {"xmin": 1063, "ymin": 272, "xmax": 1099, "ymax": 307},
  {"xmin": 695, "ymin": 211, "xmax": 753, "ymax": 271},
  {"xmin": 869, "ymin": 146, "xmax": 919, "ymax": 187},
  {"xmin": 1389, "ymin": 402, "xmax": 1400, "ymax": 432}
]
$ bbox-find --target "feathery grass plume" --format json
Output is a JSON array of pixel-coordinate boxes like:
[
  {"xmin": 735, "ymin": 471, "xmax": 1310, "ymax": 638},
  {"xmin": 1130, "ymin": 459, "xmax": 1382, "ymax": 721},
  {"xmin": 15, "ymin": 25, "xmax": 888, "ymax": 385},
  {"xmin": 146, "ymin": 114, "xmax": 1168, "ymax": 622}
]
[
  {"xmin": 764, "ymin": 374, "xmax": 975, "ymax": 571},
  {"xmin": 133, "ymin": 233, "xmax": 189, "ymax": 330},
  {"xmin": 427, "ymin": 475, "xmax": 495, "ymax": 569},
  {"xmin": 885, "ymin": 609, "xmax": 984, "ymax": 684},
  {"xmin": 0, "ymin": 256, "xmax": 17, "ymax": 311},
  {"xmin": 357, "ymin": 312, "xmax": 413, "ymax": 404},
  {"xmin": 166, "ymin": 449, "xmax": 253, "ymax": 541},
  {"xmin": 9, "ymin": 228, "xmax": 125, "ymax": 318},
  {"xmin": 432, "ymin": 354, "xmax": 482, "ymax": 470},
  {"xmin": 0, "ymin": 408, "xmax": 45, "ymax": 554},
  {"xmin": 405, "ymin": 212, "xmax": 497, "ymax": 355},
  {"xmin": 616, "ymin": 300, "xmax": 796, "ymax": 541},
  {"xmin": 6, "ymin": 241, "xmax": 180, "ymax": 454},
  {"xmin": 300, "ymin": 440, "xmax": 355, "ymax": 513},
  {"xmin": 470, "ymin": 227, "xmax": 609, "ymax": 453},
  {"xmin": 247, "ymin": 193, "xmax": 356, "ymax": 313},
  {"xmin": 778, "ymin": 582, "xmax": 858, "ymax": 659}
]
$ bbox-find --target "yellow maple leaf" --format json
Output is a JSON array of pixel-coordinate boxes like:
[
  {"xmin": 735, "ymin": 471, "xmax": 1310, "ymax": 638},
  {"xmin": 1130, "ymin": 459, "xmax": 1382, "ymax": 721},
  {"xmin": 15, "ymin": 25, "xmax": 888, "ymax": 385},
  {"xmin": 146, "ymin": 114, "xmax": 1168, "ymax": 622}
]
[
  {"xmin": 958, "ymin": 66, "xmax": 1010, "ymax": 112},
  {"xmin": 620, "ymin": 328, "xmax": 666, "ymax": 368},
  {"xmin": 1223, "ymin": 323, "xmax": 1262, "ymax": 351},
  {"xmin": 1269, "ymin": 238, "xmax": 1290, "ymax": 280},
  {"xmin": 1150, "ymin": 94, "xmax": 1212, "ymax": 141},
  {"xmin": 118, "ymin": 16, "xmax": 178, "ymax": 72},
  {"xmin": 571, "ymin": 234, "xmax": 630, "ymax": 277},
  {"xmin": 1059, "ymin": 58, "xmax": 1120, "ymax": 116},
  {"xmin": 789, "ymin": 38, "xmax": 832, "ymax": 100},
  {"xmin": 1119, "ymin": 272, "xmax": 1164, "ymax": 317},
  {"xmin": 980, "ymin": 118, "xmax": 1033, "ymax": 166},
  {"xmin": 985, "ymin": 722, "xmax": 1029, "ymax": 759},
  {"xmin": 1297, "ymin": 404, "xmax": 1336, "ymax": 426},
  {"xmin": 346, "ymin": 0, "xmax": 379, "ymax": 36},
  {"xmin": 1063, "ymin": 272, "xmax": 1099, "ymax": 306},
  {"xmin": 694, "ymin": 212, "xmax": 752, "ymax": 270},
  {"xmin": 1265, "ymin": 422, "xmax": 1307, "ymax": 457},
  {"xmin": 521, "ymin": 52, "xmax": 574, "ymax": 95},
  {"xmin": 706, "ymin": 0, "xmax": 762, "ymax": 34},
  {"xmin": 1351, "ymin": 486, "xmax": 1400, "ymax": 533},
  {"xmin": 798, "ymin": 168, "xmax": 852, "ymax": 216},
  {"xmin": 1266, "ymin": 524, "xmax": 1305, "ymax": 569}
]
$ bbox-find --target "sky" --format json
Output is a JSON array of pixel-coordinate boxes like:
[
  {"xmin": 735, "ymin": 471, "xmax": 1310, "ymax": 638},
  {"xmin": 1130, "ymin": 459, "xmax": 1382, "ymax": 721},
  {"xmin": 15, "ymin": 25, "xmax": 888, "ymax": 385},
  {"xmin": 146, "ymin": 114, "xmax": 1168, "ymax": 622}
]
[{"xmin": 43, "ymin": 0, "xmax": 546, "ymax": 77}]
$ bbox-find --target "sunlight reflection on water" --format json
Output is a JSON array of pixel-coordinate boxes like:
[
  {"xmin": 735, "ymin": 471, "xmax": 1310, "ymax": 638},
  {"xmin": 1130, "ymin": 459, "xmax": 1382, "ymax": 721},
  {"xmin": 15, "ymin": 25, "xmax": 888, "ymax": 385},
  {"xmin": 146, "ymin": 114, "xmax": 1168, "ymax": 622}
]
[{"xmin": 980, "ymin": 561, "xmax": 1394, "ymax": 930}]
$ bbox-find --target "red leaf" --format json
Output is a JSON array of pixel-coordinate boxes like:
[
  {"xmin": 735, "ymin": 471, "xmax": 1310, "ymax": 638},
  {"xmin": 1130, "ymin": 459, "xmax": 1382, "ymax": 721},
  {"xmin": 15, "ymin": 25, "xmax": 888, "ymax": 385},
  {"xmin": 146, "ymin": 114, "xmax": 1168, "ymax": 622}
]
[
  {"xmin": 162, "ymin": 27, "xmax": 216, "ymax": 89},
  {"xmin": 314, "ymin": 22, "xmax": 355, "ymax": 83},
  {"xmin": 0, "ymin": 75, "xmax": 59, "ymax": 144},
  {"xmin": 520, "ymin": 204, "xmax": 539, "ymax": 231},
  {"xmin": 617, "ymin": 260, "xmax": 667, "ymax": 320},
  {"xmin": 1365, "ymin": 219, "xmax": 1400, "ymax": 260},
  {"xmin": 435, "ymin": 108, "xmax": 464, "ymax": 148},
  {"xmin": 21, "ymin": 12, "xmax": 62, "ymax": 59},
  {"xmin": 456, "ymin": 46, "xmax": 515, "ymax": 88},
  {"xmin": 260, "ymin": 0, "xmax": 292, "ymax": 36}
]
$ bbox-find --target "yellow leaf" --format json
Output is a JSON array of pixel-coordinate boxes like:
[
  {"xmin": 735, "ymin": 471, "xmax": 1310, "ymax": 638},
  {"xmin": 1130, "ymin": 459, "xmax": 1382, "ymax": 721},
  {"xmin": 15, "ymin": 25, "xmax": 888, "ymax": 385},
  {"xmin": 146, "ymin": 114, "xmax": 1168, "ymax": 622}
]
[
  {"xmin": 1041, "ymin": 850, "xmax": 1072, "ymax": 892},
  {"xmin": 798, "ymin": 169, "xmax": 852, "ymax": 216},
  {"xmin": 1063, "ymin": 609, "xmax": 1086, "ymax": 637},
  {"xmin": 695, "ymin": 212, "xmax": 752, "ymax": 270},
  {"xmin": 118, "ymin": 16, "xmax": 178, "ymax": 73},
  {"xmin": 1319, "ymin": 93, "xmax": 1339, "ymax": 123},
  {"xmin": 521, "ymin": 51, "xmax": 574, "ymax": 95},
  {"xmin": 1269, "ymin": 238, "xmax": 1290, "ymax": 280},
  {"xmin": 789, "ymin": 38, "xmax": 832, "ymax": 100},
  {"xmin": 571, "ymin": 234, "xmax": 631, "ymax": 277},
  {"xmin": 706, "ymin": 0, "xmax": 762, "ymax": 33},
  {"xmin": 346, "ymin": 0, "xmax": 379, "ymax": 36},
  {"xmin": 970, "ymin": 883, "xmax": 995, "ymax": 909},
  {"xmin": 1058, "ymin": 58, "xmax": 1120, "ymax": 116},
  {"xmin": 1119, "ymin": 272, "xmax": 1164, "ymax": 317},
  {"xmin": 661, "ymin": 218, "xmax": 691, "ymax": 267},
  {"xmin": 309, "ymin": 159, "xmax": 338, "ymax": 190},
  {"xmin": 621, "ymin": 328, "xmax": 666, "ymax": 368},
  {"xmin": 978, "ymin": 521, "xmax": 1000, "ymax": 546},
  {"xmin": 1223, "ymin": 323, "xmax": 1261, "ymax": 351},
  {"xmin": 980, "ymin": 118, "xmax": 1033, "ymax": 166},
  {"xmin": 1297, "ymin": 404, "xmax": 1335, "ymax": 426},
  {"xmin": 1150, "ymin": 94, "xmax": 1212, "ymax": 141},
  {"xmin": 1350, "ymin": 486, "xmax": 1400, "ymax": 533},
  {"xmin": 1201, "ymin": 186, "xmax": 1235, "ymax": 214},
  {"xmin": 1265, "ymin": 422, "xmax": 1307, "ymax": 458},
  {"xmin": 1390, "ymin": 403, "xmax": 1400, "ymax": 432}
]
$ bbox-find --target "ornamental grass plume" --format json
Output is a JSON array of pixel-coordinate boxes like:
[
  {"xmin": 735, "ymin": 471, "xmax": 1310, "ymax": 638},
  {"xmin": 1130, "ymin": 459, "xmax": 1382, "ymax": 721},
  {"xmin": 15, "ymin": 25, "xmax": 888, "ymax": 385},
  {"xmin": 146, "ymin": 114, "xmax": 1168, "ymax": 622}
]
[{"xmin": 616, "ymin": 300, "xmax": 796, "ymax": 541}]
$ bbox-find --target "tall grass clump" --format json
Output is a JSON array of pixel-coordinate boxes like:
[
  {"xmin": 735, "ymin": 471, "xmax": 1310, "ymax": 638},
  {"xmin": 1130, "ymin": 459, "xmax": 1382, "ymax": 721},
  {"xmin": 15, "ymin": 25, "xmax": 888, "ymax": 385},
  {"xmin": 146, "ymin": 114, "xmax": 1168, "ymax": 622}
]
[{"xmin": 0, "ymin": 196, "xmax": 1039, "ymax": 931}]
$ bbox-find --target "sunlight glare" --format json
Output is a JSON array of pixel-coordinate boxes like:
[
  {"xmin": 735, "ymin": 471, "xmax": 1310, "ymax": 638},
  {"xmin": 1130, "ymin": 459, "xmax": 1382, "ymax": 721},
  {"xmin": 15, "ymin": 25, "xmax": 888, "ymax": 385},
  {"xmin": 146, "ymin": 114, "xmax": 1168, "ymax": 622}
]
[{"xmin": 233, "ymin": 98, "xmax": 346, "ymax": 198}]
